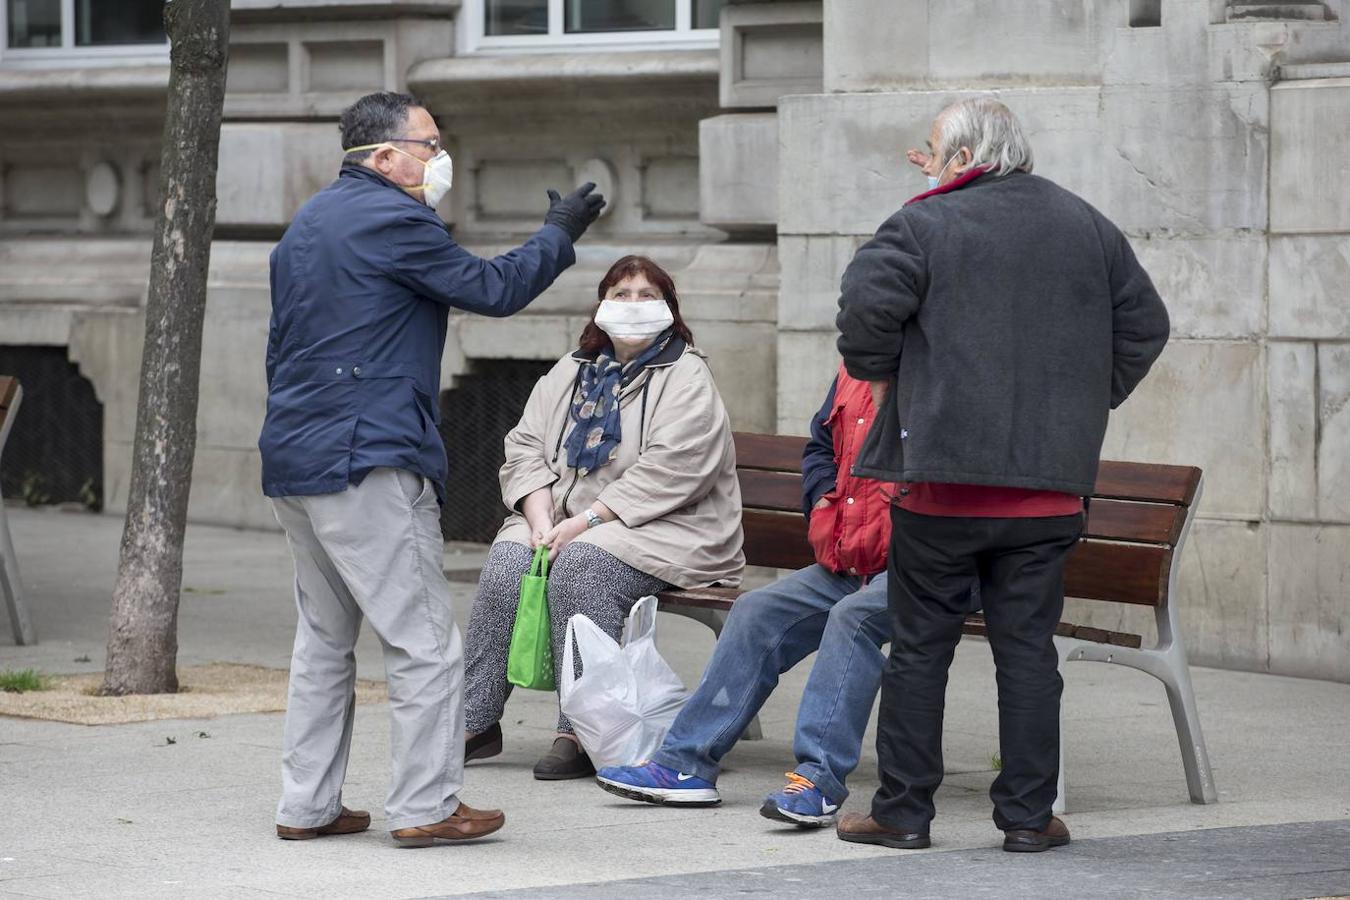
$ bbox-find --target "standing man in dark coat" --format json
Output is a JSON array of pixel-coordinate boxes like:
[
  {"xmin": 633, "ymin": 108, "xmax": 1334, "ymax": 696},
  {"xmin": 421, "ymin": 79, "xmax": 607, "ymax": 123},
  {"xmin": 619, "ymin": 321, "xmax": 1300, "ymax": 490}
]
[
  {"xmin": 261, "ymin": 91, "xmax": 604, "ymax": 847},
  {"xmin": 833, "ymin": 97, "xmax": 1169, "ymax": 853}
]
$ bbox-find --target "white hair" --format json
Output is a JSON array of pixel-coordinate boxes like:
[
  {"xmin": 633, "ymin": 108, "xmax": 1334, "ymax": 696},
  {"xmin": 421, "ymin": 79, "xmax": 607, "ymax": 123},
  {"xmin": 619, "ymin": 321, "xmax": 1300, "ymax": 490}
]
[{"xmin": 935, "ymin": 96, "xmax": 1034, "ymax": 176}]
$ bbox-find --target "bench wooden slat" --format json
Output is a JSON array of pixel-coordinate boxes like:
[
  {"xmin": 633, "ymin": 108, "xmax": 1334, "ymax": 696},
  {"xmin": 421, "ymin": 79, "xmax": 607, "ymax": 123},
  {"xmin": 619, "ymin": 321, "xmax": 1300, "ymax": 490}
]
[
  {"xmin": 0, "ymin": 376, "xmax": 17, "ymax": 410},
  {"xmin": 740, "ymin": 509, "xmax": 816, "ymax": 571},
  {"xmin": 1084, "ymin": 498, "xmax": 1184, "ymax": 545},
  {"xmin": 733, "ymin": 431, "xmax": 807, "ymax": 472},
  {"xmin": 661, "ymin": 596, "xmax": 1147, "ymax": 651},
  {"xmin": 1065, "ymin": 540, "xmax": 1170, "ymax": 607},
  {"xmin": 739, "ymin": 469, "xmax": 807, "ymax": 513},
  {"xmin": 1094, "ymin": 460, "xmax": 1201, "ymax": 507}
]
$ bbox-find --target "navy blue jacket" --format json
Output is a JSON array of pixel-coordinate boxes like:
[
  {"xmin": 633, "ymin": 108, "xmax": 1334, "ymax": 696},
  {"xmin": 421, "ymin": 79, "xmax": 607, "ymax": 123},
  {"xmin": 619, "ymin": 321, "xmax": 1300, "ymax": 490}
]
[
  {"xmin": 800, "ymin": 377, "xmax": 839, "ymax": 519},
  {"xmin": 260, "ymin": 164, "xmax": 575, "ymax": 501}
]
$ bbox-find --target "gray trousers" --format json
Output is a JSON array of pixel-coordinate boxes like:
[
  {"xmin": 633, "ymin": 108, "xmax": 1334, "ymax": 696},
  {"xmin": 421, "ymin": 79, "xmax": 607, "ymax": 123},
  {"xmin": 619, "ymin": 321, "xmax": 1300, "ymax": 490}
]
[{"xmin": 271, "ymin": 467, "xmax": 464, "ymax": 832}]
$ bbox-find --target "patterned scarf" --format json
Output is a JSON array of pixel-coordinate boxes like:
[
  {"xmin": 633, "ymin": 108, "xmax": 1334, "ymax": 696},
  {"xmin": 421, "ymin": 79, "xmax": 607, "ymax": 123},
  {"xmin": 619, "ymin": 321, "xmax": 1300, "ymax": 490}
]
[{"xmin": 564, "ymin": 330, "xmax": 674, "ymax": 475}]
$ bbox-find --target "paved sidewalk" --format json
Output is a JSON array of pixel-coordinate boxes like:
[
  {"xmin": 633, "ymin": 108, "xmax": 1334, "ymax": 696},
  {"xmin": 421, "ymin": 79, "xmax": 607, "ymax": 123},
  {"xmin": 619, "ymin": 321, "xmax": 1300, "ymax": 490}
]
[{"xmin": 2, "ymin": 508, "xmax": 1350, "ymax": 898}]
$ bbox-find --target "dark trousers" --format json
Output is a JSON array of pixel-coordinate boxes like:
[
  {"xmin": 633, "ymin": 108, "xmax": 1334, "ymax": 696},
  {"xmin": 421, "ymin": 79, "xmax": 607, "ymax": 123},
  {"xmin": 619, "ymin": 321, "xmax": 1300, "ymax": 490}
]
[{"xmin": 871, "ymin": 507, "xmax": 1083, "ymax": 833}]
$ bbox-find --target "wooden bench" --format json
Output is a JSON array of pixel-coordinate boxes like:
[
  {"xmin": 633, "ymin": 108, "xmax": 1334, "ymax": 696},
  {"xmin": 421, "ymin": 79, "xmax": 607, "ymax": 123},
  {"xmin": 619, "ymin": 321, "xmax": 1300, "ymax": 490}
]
[
  {"xmin": 0, "ymin": 376, "xmax": 36, "ymax": 645},
  {"xmin": 659, "ymin": 431, "xmax": 1216, "ymax": 811}
]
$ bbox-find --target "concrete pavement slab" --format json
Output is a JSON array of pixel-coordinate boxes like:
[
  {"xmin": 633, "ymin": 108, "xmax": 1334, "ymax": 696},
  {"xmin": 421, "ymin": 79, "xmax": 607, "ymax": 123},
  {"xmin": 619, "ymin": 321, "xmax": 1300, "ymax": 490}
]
[{"xmin": 2, "ymin": 508, "xmax": 1350, "ymax": 897}]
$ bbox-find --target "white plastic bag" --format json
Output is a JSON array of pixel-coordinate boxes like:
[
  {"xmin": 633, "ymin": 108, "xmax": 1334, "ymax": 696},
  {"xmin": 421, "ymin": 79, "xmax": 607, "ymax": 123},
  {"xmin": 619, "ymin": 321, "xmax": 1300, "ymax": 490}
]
[{"xmin": 558, "ymin": 595, "xmax": 688, "ymax": 769}]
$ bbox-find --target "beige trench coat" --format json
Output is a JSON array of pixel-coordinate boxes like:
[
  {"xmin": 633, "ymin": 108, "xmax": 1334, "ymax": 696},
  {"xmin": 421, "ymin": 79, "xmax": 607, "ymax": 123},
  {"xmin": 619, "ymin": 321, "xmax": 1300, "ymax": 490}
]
[{"xmin": 495, "ymin": 343, "xmax": 744, "ymax": 589}]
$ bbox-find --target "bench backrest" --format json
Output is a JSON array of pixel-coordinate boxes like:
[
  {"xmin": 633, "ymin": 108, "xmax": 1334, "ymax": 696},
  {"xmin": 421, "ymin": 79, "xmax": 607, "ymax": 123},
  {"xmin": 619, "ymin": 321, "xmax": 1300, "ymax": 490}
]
[{"xmin": 732, "ymin": 432, "xmax": 1202, "ymax": 608}]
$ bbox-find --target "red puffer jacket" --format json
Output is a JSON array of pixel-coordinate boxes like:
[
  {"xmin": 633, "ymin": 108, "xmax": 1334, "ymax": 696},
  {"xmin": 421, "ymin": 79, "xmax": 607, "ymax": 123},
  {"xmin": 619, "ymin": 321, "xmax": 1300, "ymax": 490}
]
[{"xmin": 803, "ymin": 365, "xmax": 893, "ymax": 577}]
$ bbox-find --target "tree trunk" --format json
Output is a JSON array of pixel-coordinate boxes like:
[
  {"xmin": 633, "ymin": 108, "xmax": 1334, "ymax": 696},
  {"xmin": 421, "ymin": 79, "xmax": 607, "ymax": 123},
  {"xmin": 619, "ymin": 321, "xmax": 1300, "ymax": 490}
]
[{"xmin": 103, "ymin": 0, "xmax": 230, "ymax": 696}]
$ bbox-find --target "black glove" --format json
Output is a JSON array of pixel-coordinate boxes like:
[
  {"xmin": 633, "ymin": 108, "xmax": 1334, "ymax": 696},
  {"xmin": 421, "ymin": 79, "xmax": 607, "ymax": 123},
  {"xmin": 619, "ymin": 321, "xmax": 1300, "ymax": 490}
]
[{"xmin": 544, "ymin": 182, "xmax": 606, "ymax": 243}]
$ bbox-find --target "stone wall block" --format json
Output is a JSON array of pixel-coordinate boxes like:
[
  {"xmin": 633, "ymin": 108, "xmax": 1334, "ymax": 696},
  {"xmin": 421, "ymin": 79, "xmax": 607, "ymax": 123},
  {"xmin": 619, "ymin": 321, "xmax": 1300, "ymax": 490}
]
[
  {"xmin": 692, "ymin": 321, "xmax": 777, "ymax": 433},
  {"xmin": 1317, "ymin": 342, "xmax": 1350, "ymax": 522},
  {"xmin": 823, "ymin": 0, "xmax": 926, "ymax": 92},
  {"xmin": 777, "ymin": 234, "xmax": 864, "ymax": 331},
  {"xmin": 1271, "ymin": 77, "xmax": 1350, "ymax": 234},
  {"xmin": 1132, "ymin": 234, "xmax": 1265, "ymax": 339},
  {"xmin": 720, "ymin": 1, "xmax": 823, "ymax": 108},
  {"xmin": 195, "ymin": 286, "xmax": 271, "ymax": 450},
  {"xmin": 1267, "ymin": 340, "xmax": 1318, "ymax": 518},
  {"xmin": 1269, "ymin": 235, "xmax": 1350, "ymax": 339},
  {"xmin": 1099, "ymin": 340, "xmax": 1265, "ymax": 519},
  {"xmin": 776, "ymin": 329, "xmax": 840, "ymax": 435},
  {"xmin": 1267, "ymin": 523, "xmax": 1350, "ymax": 681},
  {"xmin": 1095, "ymin": 84, "xmax": 1268, "ymax": 234},
  {"xmin": 699, "ymin": 113, "xmax": 778, "ymax": 233},
  {"xmin": 927, "ymin": 0, "xmax": 1103, "ymax": 84},
  {"xmin": 215, "ymin": 123, "xmax": 337, "ymax": 228}
]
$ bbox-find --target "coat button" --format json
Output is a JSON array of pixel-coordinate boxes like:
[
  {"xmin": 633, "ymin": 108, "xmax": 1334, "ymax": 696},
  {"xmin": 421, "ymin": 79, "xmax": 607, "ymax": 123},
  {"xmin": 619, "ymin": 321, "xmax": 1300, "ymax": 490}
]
[
  {"xmin": 335, "ymin": 367, "xmax": 342, "ymax": 375},
  {"xmin": 900, "ymin": 488, "xmax": 910, "ymax": 496},
  {"xmin": 857, "ymin": 417, "xmax": 865, "ymax": 425},
  {"xmin": 352, "ymin": 366, "xmax": 362, "ymax": 377},
  {"xmin": 848, "ymin": 566, "xmax": 858, "ymax": 575},
  {"xmin": 846, "ymin": 497, "xmax": 855, "ymax": 505}
]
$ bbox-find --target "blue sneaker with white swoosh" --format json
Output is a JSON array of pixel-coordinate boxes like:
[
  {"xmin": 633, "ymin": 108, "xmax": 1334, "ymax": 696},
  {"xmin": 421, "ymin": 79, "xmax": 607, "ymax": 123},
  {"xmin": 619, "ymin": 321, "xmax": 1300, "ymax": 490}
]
[
  {"xmin": 595, "ymin": 761, "xmax": 721, "ymax": 806},
  {"xmin": 759, "ymin": 773, "xmax": 840, "ymax": 827}
]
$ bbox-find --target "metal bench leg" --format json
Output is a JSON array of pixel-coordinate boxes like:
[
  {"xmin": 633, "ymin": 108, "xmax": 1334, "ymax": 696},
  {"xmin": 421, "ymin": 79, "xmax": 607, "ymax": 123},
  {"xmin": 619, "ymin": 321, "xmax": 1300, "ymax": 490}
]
[
  {"xmin": 0, "ymin": 496, "xmax": 36, "ymax": 645},
  {"xmin": 1154, "ymin": 603, "xmax": 1217, "ymax": 805},
  {"xmin": 659, "ymin": 605, "xmax": 762, "ymax": 741}
]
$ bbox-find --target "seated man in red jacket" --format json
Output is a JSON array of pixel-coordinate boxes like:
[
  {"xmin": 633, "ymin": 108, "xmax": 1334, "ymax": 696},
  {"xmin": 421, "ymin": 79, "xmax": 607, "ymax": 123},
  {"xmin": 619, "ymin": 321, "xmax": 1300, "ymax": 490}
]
[{"xmin": 596, "ymin": 365, "xmax": 973, "ymax": 825}]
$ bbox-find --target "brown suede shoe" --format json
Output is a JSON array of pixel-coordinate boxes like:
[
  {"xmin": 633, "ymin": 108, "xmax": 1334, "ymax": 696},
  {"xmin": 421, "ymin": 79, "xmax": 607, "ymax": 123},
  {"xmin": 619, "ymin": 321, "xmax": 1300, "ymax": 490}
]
[
  {"xmin": 1003, "ymin": 815, "xmax": 1071, "ymax": 853},
  {"xmin": 276, "ymin": 806, "xmax": 371, "ymax": 840},
  {"xmin": 835, "ymin": 811, "xmax": 931, "ymax": 849},
  {"xmin": 390, "ymin": 802, "xmax": 506, "ymax": 847}
]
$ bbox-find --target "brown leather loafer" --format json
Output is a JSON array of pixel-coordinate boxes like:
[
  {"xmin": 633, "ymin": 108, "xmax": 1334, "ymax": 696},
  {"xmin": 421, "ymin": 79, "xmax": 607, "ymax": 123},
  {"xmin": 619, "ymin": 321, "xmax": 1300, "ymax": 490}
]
[
  {"xmin": 276, "ymin": 806, "xmax": 371, "ymax": 840},
  {"xmin": 390, "ymin": 802, "xmax": 506, "ymax": 847},
  {"xmin": 835, "ymin": 811, "xmax": 931, "ymax": 849},
  {"xmin": 532, "ymin": 737, "xmax": 595, "ymax": 781},
  {"xmin": 1003, "ymin": 815, "xmax": 1071, "ymax": 853}
]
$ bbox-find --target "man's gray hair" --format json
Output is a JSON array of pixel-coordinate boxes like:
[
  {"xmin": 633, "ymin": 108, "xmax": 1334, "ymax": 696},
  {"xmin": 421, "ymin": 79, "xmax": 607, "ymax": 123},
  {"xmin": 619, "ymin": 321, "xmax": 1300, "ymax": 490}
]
[
  {"xmin": 935, "ymin": 96, "xmax": 1034, "ymax": 176},
  {"xmin": 340, "ymin": 91, "xmax": 422, "ymax": 162}
]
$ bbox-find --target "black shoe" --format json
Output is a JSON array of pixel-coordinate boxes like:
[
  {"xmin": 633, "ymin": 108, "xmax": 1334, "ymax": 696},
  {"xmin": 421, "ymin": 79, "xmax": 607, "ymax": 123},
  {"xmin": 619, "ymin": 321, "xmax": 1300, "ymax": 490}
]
[
  {"xmin": 532, "ymin": 737, "xmax": 596, "ymax": 781},
  {"xmin": 1003, "ymin": 816, "xmax": 1071, "ymax": 853},
  {"xmin": 465, "ymin": 723, "xmax": 503, "ymax": 763}
]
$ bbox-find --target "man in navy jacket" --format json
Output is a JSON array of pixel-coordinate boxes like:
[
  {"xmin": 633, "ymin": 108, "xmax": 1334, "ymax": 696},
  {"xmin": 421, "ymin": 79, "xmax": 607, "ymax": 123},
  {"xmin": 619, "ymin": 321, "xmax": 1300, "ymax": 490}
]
[{"xmin": 263, "ymin": 91, "xmax": 604, "ymax": 847}]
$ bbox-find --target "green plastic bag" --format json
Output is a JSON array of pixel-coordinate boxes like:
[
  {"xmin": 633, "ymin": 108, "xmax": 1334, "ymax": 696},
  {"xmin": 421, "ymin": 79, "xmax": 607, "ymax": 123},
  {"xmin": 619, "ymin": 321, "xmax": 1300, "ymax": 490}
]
[{"xmin": 507, "ymin": 545, "xmax": 556, "ymax": 691}]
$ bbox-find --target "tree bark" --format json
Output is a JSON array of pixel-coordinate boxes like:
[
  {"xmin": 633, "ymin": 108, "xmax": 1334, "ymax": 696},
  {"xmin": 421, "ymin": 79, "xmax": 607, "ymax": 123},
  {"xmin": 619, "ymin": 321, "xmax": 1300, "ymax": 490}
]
[{"xmin": 103, "ymin": 0, "xmax": 230, "ymax": 695}]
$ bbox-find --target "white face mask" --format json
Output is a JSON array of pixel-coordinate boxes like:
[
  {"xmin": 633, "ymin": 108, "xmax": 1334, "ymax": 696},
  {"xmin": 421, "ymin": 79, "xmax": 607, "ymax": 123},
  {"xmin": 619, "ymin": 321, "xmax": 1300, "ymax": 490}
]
[
  {"xmin": 344, "ymin": 143, "xmax": 453, "ymax": 207},
  {"xmin": 594, "ymin": 299, "xmax": 674, "ymax": 340}
]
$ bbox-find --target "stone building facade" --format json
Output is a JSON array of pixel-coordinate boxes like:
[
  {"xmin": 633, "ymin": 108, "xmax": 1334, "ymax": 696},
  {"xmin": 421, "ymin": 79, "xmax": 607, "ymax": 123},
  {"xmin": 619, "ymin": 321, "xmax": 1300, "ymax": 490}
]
[{"xmin": 0, "ymin": 0, "xmax": 1347, "ymax": 679}]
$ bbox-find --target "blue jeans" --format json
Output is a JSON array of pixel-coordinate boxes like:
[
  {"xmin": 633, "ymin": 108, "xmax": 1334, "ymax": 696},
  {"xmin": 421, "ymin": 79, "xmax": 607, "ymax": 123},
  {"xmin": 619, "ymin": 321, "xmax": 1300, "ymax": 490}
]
[{"xmin": 652, "ymin": 565, "xmax": 890, "ymax": 802}]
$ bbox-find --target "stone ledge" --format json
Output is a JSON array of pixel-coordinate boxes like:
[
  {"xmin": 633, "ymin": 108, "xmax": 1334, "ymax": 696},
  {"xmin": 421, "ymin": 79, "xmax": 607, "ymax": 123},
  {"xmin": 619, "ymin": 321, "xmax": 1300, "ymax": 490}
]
[
  {"xmin": 231, "ymin": 0, "xmax": 458, "ymax": 22},
  {"xmin": 408, "ymin": 49, "xmax": 718, "ymax": 115},
  {"xmin": 0, "ymin": 65, "xmax": 168, "ymax": 101}
]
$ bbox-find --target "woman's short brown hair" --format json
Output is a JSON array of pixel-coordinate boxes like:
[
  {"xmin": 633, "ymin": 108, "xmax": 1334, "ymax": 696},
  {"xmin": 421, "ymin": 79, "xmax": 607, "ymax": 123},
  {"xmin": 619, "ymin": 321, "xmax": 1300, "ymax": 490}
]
[{"xmin": 577, "ymin": 255, "xmax": 695, "ymax": 356}]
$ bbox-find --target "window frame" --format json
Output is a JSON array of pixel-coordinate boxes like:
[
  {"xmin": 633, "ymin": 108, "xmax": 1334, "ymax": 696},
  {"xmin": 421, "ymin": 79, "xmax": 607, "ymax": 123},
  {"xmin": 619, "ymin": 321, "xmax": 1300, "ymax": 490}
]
[
  {"xmin": 461, "ymin": 0, "xmax": 721, "ymax": 54},
  {"xmin": 0, "ymin": 0, "xmax": 169, "ymax": 67}
]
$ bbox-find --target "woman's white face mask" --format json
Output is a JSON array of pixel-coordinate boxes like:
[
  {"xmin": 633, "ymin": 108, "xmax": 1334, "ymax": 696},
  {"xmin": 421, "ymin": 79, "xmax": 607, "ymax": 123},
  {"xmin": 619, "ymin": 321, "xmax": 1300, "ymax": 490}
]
[{"xmin": 594, "ymin": 298, "xmax": 674, "ymax": 340}]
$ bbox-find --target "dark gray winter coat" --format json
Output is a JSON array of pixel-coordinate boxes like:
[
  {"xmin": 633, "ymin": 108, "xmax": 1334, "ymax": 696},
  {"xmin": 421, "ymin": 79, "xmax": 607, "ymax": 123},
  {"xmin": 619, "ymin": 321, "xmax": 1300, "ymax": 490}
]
[{"xmin": 836, "ymin": 170, "xmax": 1169, "ymax": 497}]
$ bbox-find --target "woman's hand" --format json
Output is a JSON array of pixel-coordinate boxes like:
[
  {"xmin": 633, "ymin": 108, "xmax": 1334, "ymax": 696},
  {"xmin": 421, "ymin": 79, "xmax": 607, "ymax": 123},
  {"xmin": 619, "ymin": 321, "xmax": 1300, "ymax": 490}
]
[
  {"xmin": 813, "ymin": 496, "xmax": 833, "ymax": 511},
  {"xmin": 906, "ymin": 148, "xmax": 931, "ymax": 170},
  {"xmin": 521, "ymin": 487, "xmax": 556, "ymax": 548},
  {"xmin": 540, "ymin": 515, "xmax": 589, "ymax": 561}
]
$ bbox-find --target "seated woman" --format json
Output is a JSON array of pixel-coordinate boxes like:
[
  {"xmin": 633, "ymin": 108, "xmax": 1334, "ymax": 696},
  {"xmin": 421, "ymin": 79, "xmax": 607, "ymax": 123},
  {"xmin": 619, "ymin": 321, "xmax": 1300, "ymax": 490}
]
[{"xmin": 462, "ymin": 254, "xmax": 744, "ymax": 780}]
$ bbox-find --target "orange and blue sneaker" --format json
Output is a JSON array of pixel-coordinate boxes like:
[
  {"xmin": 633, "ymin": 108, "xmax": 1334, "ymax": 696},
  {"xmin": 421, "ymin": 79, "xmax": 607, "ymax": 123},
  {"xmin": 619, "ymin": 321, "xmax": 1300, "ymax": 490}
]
[
  {"xmin": 595, "ymin": 761, "xmax": 721, "ymax": 806},
  {"xmin": 759, "ymin": 773, "xmax": 840, "ymax": 827}
]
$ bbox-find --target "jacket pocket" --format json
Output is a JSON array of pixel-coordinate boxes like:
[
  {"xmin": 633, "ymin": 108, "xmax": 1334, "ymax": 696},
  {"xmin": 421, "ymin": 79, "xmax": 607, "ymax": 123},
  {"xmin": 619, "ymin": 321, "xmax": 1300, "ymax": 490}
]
[{"xmin": 807, "ymin": 500, "xmax": 841, "ymax": 571}]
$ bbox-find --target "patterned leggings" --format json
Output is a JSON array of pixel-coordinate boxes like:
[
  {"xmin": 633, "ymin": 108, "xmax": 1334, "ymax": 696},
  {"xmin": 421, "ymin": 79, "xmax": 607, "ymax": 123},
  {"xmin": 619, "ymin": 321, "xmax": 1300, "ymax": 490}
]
[{"xmin": 463, "ymin": 540, "xmax": 671, "ymax": 734}]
